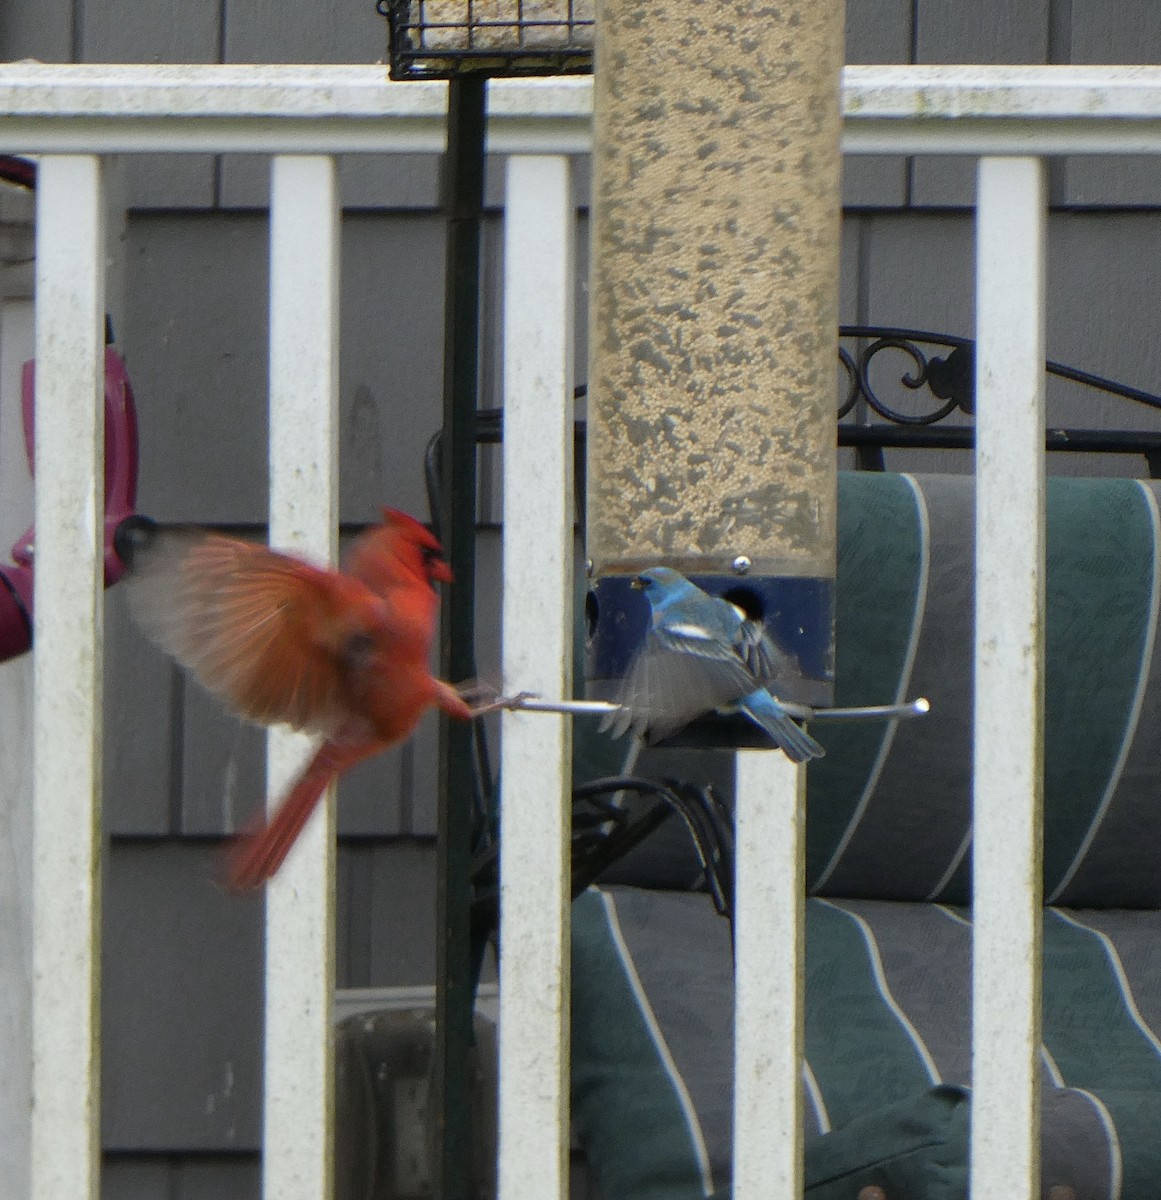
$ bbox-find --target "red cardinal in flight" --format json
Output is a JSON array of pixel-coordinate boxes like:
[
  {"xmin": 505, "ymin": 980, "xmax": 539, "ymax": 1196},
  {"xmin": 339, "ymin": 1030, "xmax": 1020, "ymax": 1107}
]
[{"xmin": 123, "ymin": 508, "xmax": 476, "ymax": 890}]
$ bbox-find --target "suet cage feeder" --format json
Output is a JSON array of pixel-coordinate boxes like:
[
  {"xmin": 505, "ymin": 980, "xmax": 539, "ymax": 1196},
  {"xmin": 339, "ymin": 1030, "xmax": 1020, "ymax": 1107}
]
[{"xmin": 381, "ymin": 0, "xmax": 594, "ymax": 80}]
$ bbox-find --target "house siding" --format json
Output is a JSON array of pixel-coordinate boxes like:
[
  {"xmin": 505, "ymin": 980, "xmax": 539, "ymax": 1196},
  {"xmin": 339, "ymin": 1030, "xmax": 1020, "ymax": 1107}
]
[{"xmin": 1, "ymin": 0, "xmax": 1159, "ymax": 1195}]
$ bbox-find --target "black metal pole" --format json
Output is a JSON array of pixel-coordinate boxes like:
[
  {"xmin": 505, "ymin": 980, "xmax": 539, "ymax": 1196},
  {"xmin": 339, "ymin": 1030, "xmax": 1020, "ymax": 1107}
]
[{"xmin": 434, "ymin": 74, "xmax": 486, "ymax": 1200}]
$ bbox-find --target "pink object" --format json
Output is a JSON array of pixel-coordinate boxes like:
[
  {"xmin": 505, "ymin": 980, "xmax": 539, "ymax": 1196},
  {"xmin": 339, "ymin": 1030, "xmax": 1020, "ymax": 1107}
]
[
  {"xmin": 0, "ymin": 345, "xmax": 140, "ymax": 662},
  {"xmin": 0, "ymin": 566, "xmax": 32, "ymax": 661}
]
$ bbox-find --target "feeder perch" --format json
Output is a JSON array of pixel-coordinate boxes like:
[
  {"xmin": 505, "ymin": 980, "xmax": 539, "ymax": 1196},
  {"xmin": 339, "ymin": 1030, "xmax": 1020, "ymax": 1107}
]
[{"xmin": 381, "ymin": 0, "xmax": 594, "ymax": 80}]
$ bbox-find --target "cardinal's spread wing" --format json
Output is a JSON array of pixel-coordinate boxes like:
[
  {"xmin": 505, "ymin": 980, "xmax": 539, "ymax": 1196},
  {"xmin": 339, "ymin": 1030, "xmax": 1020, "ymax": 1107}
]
[
  {"xmin": 603, "ymin": 618, "xmax": 756, "ymax": 742},
  {"xmin": 126, "ymin": 529, "xmax": 379, "ymax": 733}
]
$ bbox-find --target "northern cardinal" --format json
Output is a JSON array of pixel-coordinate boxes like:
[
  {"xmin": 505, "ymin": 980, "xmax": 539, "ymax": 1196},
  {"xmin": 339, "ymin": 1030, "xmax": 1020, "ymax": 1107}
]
[
  {"xmin": 123, "ymin": 507, "xmax": 476, "ymax": 889},
  {"xmin": 602, "ymin": 567, "xmax": 824, "ymax": 762}
]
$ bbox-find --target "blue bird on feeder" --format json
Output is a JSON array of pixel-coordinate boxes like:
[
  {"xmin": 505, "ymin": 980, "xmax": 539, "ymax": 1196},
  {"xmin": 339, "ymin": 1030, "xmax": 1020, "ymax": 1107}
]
[{"xmin": 601, "ymin": 566, "xmax": 825, "ymax": 763}]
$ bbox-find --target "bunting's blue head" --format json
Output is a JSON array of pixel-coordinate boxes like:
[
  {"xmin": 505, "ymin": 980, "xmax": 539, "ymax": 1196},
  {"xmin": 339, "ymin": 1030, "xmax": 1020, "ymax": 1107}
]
[{"xmin": 630, "ymin": 566, "xmax": 690, "ymax": 606}]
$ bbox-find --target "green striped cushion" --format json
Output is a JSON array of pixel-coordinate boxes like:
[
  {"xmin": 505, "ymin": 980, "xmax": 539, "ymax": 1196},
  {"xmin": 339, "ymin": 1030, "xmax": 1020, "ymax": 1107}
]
[
  {"xmin": 807, "ymin": 473, "xmax": 1161, "ymax": 907},
  {"xmin": 611, "ymin": 472, "xmax": 1161, "ymax": 906},
  {"xmin": 572, "ymin": 886, "xmax": 1161, "ymax": 1200}
]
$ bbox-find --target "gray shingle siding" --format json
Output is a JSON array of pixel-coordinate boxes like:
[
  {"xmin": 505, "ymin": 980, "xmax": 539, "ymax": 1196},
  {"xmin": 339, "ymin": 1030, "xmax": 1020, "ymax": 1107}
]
[{"xmin": 4, "ymin": 0, "xmax": 1161, "ymax": 1194}]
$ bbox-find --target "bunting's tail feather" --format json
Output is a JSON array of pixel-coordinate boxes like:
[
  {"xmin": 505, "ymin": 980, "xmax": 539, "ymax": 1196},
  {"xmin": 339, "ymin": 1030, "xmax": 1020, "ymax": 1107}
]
[{"xmin": 740, "ymin": 691, "xmax": 825, "ymax": 764}]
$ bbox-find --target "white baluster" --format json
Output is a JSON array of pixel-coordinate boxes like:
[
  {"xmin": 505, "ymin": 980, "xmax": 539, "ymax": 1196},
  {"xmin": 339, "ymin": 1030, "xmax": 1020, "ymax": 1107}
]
[
  {"xmin": 30, "ymin": 154, "xmax": 106, "ymax": 1200},
  {"xmin": 972, "ymin": 155, "xmax": 1048, "ymax": 1200},
  {"xmin": 264, "ymin": 154, "xmax": 341, "ymax": 1200},
  {"xmin": 733, "ymin": 751, "xmax": 806, "ymax": 1200},
  {"xmin": 498, "ymin": 153, "xmax": 575, "ymax": 1200}
]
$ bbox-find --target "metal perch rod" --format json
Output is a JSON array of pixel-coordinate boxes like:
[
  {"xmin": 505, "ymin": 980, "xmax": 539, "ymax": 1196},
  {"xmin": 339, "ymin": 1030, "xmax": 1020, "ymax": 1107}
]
[{"xmin": 501, "ymin": 693, "xmax": 931, "ymax": 723}]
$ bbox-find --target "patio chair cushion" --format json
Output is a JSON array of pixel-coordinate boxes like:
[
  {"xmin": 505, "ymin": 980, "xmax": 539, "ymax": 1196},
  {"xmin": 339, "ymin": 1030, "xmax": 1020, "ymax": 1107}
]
[
  {"xmin": 733, "ymin": 1085, "xmax": 968, "ymax": 1200},
  {"xmin": 571, "ymin": 885, "xmax": 1161, "ymax": 1200},
  {"xmin": 597, "ymin": 471, "xmax": 1161, "ymax": 908}
]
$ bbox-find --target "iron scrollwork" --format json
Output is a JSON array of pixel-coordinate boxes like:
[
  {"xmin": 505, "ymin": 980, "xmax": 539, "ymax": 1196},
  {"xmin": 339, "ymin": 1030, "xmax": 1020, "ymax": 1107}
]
[
  {"xmin": 837, "ymin": 325, "xmax": 1161, "ymax": 474},
  {"xmin": 838, "ymin": 327, "xmax": 975, "ymax": 425},
  {"xmin": 486, "ymin": 326, "xmax": 1161, "ymax": 477}
]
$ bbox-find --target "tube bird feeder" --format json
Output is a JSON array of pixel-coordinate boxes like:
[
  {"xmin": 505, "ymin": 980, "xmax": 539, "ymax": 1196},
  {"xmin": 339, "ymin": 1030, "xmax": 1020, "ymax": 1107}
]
[{"xmin": 585, "ymin": 0, "xmax": 845, "ymax": 746}]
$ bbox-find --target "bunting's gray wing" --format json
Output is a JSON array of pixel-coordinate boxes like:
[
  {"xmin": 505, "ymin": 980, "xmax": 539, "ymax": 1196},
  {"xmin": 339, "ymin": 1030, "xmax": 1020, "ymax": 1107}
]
[
  {"xmin": 601, "ymin": 626, "xmax": 756, "ymax": 742},
  {"xmin": 735, "ymin": 618, "xmax": 791, "ymax": 683}
]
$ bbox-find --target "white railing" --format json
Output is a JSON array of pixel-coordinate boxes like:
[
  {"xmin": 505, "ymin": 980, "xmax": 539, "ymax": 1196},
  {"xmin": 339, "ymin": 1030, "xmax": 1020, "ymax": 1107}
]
[{"xmin": 4, "ymin": 61, "xmax": 1160, "ymax": 1200}]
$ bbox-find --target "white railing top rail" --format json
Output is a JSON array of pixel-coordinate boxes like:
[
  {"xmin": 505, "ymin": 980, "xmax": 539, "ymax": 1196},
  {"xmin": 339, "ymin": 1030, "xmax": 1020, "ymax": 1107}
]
[{"xmin": 5, "ymin": 63, "xmax": 1161, "ymax": 154}]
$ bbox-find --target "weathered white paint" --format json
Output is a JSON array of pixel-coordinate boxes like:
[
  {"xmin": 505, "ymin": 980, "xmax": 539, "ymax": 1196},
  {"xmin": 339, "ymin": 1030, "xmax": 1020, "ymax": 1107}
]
[
  {"xmin": 733, "ymin": 750, "xmax": 806, "ymax": 1200},
  {"xmin": 497, "ymin": 154, "xmax": 575, "ymax": 1200},
  {"xmin": 0, "ymin": 293, "xmax": 34, "ymax": 1200},
  {"xmin": 29, "ymin": 155, "xmax": 105, "ymax": 1200},
  {"xmin": 263, "ymin": 155, "xmax": 340, "ymax": 1200},
  {"xmin": 971, "ymin": 156, "xmax": 1047, "ymax": 1200},
  {"xmin": 8, "ymin": 67, "xmax": 1157, "ymax": 1200},
  {"xmin": 0, "ymin": 65, "xmax": 590, "ymax": 155},
  {"xmin": 9, "ymin": 65, "xmax": 1161, "ymax": 155}
]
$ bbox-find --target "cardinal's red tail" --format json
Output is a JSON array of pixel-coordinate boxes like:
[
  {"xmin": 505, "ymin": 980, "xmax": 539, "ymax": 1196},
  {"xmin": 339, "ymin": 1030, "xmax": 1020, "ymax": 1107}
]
[{"xmin": 224, "ymin": 738, "xmax": 379, "ymax": 891}]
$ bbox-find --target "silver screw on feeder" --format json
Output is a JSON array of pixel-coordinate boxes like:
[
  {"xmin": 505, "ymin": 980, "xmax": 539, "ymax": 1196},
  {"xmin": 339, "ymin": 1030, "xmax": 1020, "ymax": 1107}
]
[{"xmin": 731, "ymin": 555, "xmax": 752, "ymax": 576}]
